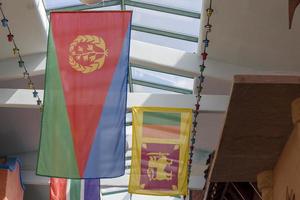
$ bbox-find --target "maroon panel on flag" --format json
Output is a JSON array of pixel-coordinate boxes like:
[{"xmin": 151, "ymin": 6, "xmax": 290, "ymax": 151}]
[{"xmin": 140, "ymin": 143, "xmax": 180, "ymax": 191}]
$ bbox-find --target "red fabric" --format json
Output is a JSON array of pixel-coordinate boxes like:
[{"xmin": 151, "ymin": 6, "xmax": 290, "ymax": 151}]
[
  {"xmin": 50, "ymin": 178, "xmax": 67, "ymax": 200},
  {"xmin": 51, "ymin": 11, "xmax": 131, "ymax": 176},
  {"xmin": 0, "ymin": 164, "xmax": 24, "ymax": 200},
  {"xmin": 0, "ymin": 170, "xmax": 7, "ymax": 199},
  {"xmin": 5, "ymin": 164, "xmax": 24, "ymax": 200}
]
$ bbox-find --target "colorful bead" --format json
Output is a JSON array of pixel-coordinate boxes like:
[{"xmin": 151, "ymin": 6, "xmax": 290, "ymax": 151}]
[
  {"xmin": 206, "ymin": 8, "xmax": 214, "ymax": 17},
  {"xmin": 28, "ymin": 81, "xmax": 33, "ymax": 89},
  {"xmin": 205, "ymin": 24, "xmax": 212, "ymax": 32},
  {"xmin": 33, "ymin": 90, "xmax": 38, "ymax": 98},
  {"xmin": 7, "ymin": 33, "xmax": 14, "ymax": 42},
  {"xmin": 23, "ymin": 71, "xmax": 29, "ymax": 79},
  {"xmin": 201, "ymin": 52, "xmax": 208, "ymax": 60},
  {"xmin": 203, "ymin": 39, "xmax": 210, "ymax": 47},
  {"xmin": 37, "ymin": 99, "xmax": 42, "ymax": 105},
  {"xmin": 13, "ymin": 48, "xmax": 19, "ymax": 55},
  {"xmin": 195, "ymin": 103, "xmax": 200, "ymax": 110},
  {"xmin": 198, "ymin": 85, "xmax": 203, "ymax": 91},
  {"xmin": 191, "ymin": 137, "xmax": 196, "ymax": 144},
  {"xmin": 1, "ymin": 18, "xmax": 8, "ymax": 27},
  {"xmin": 190, "ymin": 145, "xmax": 194, "ymax": 151},
  {"xmin": 18, "ymin": 60, "xmax": 24, "ymax": 68},
  {"xmin": 204, "ymin": 168, "xmax": 209, "ymax": 179},
  {"xmin": 199, "ymin": 75, "xmax": 205, "ymax": 83},
  {"xmin": 193, "ymin": 113, "xmax": 199, "ymax": 120},
  {"xmin": 200, "ymin": 64, "xmax": 206, "ymax": 72}
]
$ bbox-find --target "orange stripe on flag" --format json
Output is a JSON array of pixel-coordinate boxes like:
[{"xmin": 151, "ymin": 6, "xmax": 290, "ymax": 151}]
[{"xmin": 143, "ymin": 125, "xmax": 180, "ymax": 139}]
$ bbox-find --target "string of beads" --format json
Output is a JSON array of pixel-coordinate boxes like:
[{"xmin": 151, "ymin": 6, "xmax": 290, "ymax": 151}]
[
  {"xmin": 186, "ymin": 0, "xmax": 214, "ymax": 198},
  {"xmin": 0, "ymin": 3, "xmax": 43, "ymax": 110}
]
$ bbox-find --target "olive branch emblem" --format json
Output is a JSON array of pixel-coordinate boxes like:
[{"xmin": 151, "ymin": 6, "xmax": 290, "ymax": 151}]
[{"xmin": 69, "ymin": 35, "xmax": 108, "ymax": 74}]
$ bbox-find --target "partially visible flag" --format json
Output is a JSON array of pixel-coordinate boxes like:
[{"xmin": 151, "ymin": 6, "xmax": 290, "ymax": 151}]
[
  {"xmin": 129, "ymin": 107, "xmax": 192, "ymax": 196},
  {"xmin": 289, "ymin": 0, "xmax": 300, "ymax": 29},
  {"xmin": 37, "ymin": 11, "xmax": 132, "ymax": 178},
  {"xmin": 50, "ymin": 178, "xmax": 101, "ymax": 200}
]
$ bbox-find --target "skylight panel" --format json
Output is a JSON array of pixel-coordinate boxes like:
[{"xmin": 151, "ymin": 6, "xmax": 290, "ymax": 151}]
[
  {"xmin": 43, "ymin": 0, "xmax": 83, "ymax": 10},
  {"xmin": 131, "ymin": 31, "xmax": 198, "ymax": 53},
  {"xmin": 85, "ymin": 5, "xmax": 121, "ymax": 10},
  {"xmin": 131, "ymin": 67, "xmax": 194, "ymax": 90},
  {"xmin": 129, "ymin": 0, "xmax": 202, "ymax": 13},
  {"xmin": 133, "ymin": 85, "xmax": 178, "ymax": 94},
  {"xmin": 127, "ymin": 6, "xmax": 200, "ymax": 36}
]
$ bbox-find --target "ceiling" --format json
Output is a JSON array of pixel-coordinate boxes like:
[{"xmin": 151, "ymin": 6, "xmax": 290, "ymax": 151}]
[
  {"xmin": 211, "ymin": 76, "xmax": 300, "ymax": 182},
  {"xmin": 209, "ymin": 0, "xmax": 300, "ymax": 72},
  {"xmin": 0, "ymin": 0, "xmax": 299, "ymax": 197},
  {"xmin": 0, "ymin": 0, "xmax": 47, "ymax": 60}
]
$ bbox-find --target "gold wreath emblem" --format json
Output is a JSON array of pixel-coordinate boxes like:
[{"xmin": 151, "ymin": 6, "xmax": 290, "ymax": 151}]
[{"xmin": 69, "ymin": 35, "xmax": 108, "ymax": 74}]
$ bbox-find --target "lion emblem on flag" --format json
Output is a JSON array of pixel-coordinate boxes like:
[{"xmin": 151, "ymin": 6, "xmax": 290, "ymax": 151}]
[{"xmin": 69, "ymin": 35, "xmax": 108, "ymax": 74}]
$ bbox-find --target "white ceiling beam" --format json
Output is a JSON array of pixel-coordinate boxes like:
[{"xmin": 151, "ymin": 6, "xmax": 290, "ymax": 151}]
[
  {"xmin": 0, "ymin": 89, "xmax": 43, "ymax": 109},
  {"xmin": 0, "ymin": 46, "xmax": 290, "ymax": 85},
  {"xmin": 0, "ymin": 53, "xmax": 46, "ymax": 81},
  {"xmin": 0, "ymin": 89, "xmax": 229, "ymax": 112},
  {"xmin": 0, "ymin": 40, "xmax": 247, "ymax": 82},
  {"xmin": 130, "ymin": 40, "xmax": 201, "ymax": 77},
  {"xmin": 0, "ymin": 40, "xmax": 201, "ymax": 80}
]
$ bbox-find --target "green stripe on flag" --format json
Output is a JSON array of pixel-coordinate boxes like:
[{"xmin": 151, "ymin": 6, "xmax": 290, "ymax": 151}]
[
  {"xmin": 37, "ymin": 29, "xmax": 79, "ymax": 177},
  {"xmin": 70, "ymin": 180, "xmax": 81, "ymax": 199},
  {"xmin": 143, "ymin": 112, "xmax": 181, "ymax": 126}
]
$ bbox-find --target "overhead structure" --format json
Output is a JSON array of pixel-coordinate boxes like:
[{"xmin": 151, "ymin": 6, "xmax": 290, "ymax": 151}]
[{"xmin": 211, "ymin": 75, "xmax": 300, "ymax": 182}]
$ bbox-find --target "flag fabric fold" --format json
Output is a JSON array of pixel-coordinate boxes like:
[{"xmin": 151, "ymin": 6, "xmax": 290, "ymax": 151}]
[
  {"xmin": 37, "ymin": 11, "xmax": 132, "ymax": 179},
  {"xmin": 129, "ymin": 107, "xmax": 192, "ymax": 196},
  {"xmin": 50, "ymin": 178, "xmax": 101, "ymax": 200}
]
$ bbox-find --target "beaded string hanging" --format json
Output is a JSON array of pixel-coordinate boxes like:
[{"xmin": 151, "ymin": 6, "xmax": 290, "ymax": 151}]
[
  {"xmin": 186, "ymin": 0, "xmax": 214, "ymax": 198},
  {"xmin": 0, "ymin": 3, "xmax": 43, "ymax": 110}
]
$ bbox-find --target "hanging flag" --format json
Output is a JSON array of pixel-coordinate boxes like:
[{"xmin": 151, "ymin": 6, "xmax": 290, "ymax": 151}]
[
  {"xmin": 129, "ymin": 107, "xmax": 192, "ymax": 196},
  {"xmin": 0, "ymin": 157, "xmax": 24, "ymax": 199},
  {"xmin": 37, "ymin": 11, "xmax": 132, "ymax": 178},
  {"xmin": 50, "ymin": 178, "xmax": 101, "ymax": 200},
  {"xmin": 289, "ymin": 0, "xmax": 300, "ymax": 29}
]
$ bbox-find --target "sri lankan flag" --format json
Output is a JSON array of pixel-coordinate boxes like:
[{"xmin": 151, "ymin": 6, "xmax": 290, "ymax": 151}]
[
  {"xmin": 129, "ymin": 107, "xmax": 192, "ymax": 196},
  {"xmin": 50, "ymin": 178, "xmax": 101, "ymax": 200},
  {"xmin": 37, "ymin": 11, "xmax": 132, "ymax": 178}
]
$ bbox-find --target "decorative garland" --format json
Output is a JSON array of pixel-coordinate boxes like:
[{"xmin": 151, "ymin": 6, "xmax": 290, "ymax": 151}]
[
  {"xmin": 0, "ymin": 3, "xmax": 42, "ymax": 110},
  {"xmin": 186, "ymin": 0, "xmax": 214, "ymax": 198}
]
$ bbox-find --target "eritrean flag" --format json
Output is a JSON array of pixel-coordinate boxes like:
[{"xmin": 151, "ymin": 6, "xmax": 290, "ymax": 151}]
[
  {"xmin": 37, "ymin": 11, "xmax": 132, "ymax": 178},
  {"xmin": 50, "ymin": 178, "xmax": 101, "ymax": 200},
  {"xmin": 129, "ymin": 107, "xmax": 192, "ymax": 196}
]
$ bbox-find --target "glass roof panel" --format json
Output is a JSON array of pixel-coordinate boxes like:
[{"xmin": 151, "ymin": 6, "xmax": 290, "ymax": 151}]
[
  {"xmin": 131, "ymin": 67, "xmax": 194, "ymax": 90},
  {"xmin": 131, "ymin": 30, "xmax": 198, "ymax": 53},
  {"xmin": 133, "ymin": 85, "xmax": 178, "ymax": 94},
  {"xmin": 44, "ymin": 0, "xmax": 83, "ymax": 9},
  {"xmin": 126, "ymin": 113, "xmax": 132, "ymax": 124},
  {"xmin": 130, "ymin": 0, "xmax": 202, "ymax": 13},
  {"xmin": 85, "ymin": 5, "xmax": 121, "ymax": 10},
  {"xmin": 127, "ymin": 6, "xmax": 200, "ymax": 36}
]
